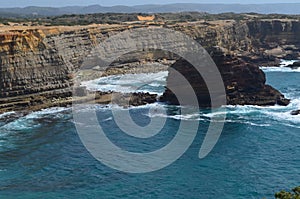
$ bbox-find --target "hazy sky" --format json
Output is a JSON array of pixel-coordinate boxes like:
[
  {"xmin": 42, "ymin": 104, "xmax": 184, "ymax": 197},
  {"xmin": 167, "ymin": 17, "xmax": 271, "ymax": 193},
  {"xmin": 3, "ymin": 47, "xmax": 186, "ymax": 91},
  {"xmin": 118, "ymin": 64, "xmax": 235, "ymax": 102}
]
[{"xmin": 2, "ymin": 0, "xmax": 300, "ymax": 8}]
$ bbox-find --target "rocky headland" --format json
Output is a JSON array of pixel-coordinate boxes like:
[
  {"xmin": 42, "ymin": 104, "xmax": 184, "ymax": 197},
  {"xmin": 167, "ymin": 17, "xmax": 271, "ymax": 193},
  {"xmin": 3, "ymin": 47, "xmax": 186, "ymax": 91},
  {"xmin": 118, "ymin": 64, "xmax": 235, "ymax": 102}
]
[
  {"xmin": 160, "ymin": 47, "xmax": 290, "ymax": 107},
  {"xmin": 0, "ymin": 16, "xmax": 299, "ymax": 112}
]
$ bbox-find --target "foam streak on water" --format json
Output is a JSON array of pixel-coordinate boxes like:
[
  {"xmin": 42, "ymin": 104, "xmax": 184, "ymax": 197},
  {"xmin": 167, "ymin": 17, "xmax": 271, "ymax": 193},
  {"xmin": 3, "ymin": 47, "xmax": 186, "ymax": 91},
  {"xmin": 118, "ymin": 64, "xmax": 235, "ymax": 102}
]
[
  {"xmin": 81, "ymin": 71, "xmax": 168, "ymax": 95},
  {"xmin": 0, "ymin": 112, "xmax": 16, "ymax": 119}
]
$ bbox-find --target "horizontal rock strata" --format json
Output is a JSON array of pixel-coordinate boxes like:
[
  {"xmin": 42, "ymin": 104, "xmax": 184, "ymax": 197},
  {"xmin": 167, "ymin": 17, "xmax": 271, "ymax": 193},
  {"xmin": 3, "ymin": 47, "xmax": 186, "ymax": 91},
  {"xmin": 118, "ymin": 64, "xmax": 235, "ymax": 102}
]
[
  {"xmin": 0, "ymin": 18, "xmax": 299, "ymax": 112},
  {"xmin": 0, "ymin": 88, "xmax": 157, "ymax": 114}
]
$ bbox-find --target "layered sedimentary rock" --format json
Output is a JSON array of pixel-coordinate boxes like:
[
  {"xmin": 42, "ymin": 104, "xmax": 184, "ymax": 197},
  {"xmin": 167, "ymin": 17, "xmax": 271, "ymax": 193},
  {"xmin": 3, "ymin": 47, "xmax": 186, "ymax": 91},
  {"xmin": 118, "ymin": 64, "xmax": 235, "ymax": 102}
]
[
  {"xmin": 0, "ymin": 19, "xmax": 299, "ymax": 112},
  {"xmin": 173, "ymin": 19, "xmax": 300, "ymax": 66},
  {"xmin": 0, "ymin": 25, "xmax": 175, "ymax": 98},
  {"xmin": 244, "ymin": 19, "xmax": 300, "ymax": 65}
]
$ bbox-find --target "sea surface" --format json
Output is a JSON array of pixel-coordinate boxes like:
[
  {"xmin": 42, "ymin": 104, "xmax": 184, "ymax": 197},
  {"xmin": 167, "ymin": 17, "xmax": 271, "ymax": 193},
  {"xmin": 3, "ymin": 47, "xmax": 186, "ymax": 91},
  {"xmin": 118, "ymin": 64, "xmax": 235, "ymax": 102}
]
[{"xmin": 0, "ymin": 61, "xmax": 299, "ymax": 198}]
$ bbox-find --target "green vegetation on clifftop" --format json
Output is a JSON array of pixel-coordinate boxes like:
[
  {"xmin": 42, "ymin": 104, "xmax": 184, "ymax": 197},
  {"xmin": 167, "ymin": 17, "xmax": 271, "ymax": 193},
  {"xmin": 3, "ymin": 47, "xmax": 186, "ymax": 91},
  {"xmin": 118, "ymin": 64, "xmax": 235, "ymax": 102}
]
[{"xmin": 1, "ymin": 12, "xmax": 300, "ymax": 26}]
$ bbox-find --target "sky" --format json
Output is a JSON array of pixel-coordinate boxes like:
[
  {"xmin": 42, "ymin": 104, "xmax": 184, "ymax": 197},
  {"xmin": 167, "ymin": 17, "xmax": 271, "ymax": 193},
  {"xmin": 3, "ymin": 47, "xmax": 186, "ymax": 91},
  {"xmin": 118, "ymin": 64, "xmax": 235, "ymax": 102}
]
[{"xmin": 1, "ymin": 0, "xmax": 300, "ymax": 8}]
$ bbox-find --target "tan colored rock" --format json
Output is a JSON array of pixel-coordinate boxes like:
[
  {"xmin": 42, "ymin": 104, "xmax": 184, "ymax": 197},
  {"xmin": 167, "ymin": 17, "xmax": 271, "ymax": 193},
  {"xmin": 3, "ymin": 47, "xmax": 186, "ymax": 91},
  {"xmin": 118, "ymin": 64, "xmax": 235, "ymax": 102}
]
[{"xmin": 1, "ymin": 19, "xmax": 299, "ymax": 112}]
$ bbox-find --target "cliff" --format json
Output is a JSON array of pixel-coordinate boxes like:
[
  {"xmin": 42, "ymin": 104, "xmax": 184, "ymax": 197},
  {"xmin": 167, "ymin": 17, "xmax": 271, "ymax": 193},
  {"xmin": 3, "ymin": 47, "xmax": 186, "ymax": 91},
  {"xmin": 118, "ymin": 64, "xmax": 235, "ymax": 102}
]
[
  {"xmin": 246, "ymin": 19, "xmax": 300, "ymax": 63},
  {"xmin": 0, "ymin": 19, "xmax": 299, "ymax": 112},
  {"xmin": 172, "ymin": 19, "xmax": 300, "ymax": 65}
]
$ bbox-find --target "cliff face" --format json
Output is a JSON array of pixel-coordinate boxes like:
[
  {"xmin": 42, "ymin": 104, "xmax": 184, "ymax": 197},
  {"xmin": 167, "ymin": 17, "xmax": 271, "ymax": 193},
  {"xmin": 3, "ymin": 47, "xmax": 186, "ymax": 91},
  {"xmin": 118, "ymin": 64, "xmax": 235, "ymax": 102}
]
[
  {"xmin": 172, "ymin": 20, "xmax": 252, "ymax": 54},
  {"xmin": 0, "ymin": 19, "xmax": 299, "ymax": 112},
  {"xmin": 0, "ymin": 26, "xmax": 101, "ymax": 98},
  {"xmin": 174, "ymin": 20, "xmax": 300, "ymax": 63},
  {"xmin": 0, "ymin": 24, "xmax": 173, "ymax": 99},
  {"xmin": 246, "ymin": 20, "xmax": 300, "ymax": 62},
  {"xmin": 0, "ymin": 31, "xmax": 67, "ymax": 98}
]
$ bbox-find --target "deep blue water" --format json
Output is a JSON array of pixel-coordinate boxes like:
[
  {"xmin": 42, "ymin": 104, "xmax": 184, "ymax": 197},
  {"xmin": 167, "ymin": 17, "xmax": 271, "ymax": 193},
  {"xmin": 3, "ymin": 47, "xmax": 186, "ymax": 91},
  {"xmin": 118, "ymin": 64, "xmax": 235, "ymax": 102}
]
[{"xmin": 0, "ymin": 66, "xmax": 299, "ymax": 198}]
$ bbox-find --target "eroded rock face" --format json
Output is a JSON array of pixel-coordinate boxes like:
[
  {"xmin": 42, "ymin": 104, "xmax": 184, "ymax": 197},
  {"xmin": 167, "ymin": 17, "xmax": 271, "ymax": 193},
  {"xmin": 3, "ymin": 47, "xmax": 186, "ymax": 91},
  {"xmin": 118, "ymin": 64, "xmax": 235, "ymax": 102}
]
[
  {"xmin": 0, "ymin": 25, "xmax": 177, "ymax": 100},
  {"xmin": 246, "ymin": 20, "xmax": 300, "ymax": 65},
  {"xmin": 161, "ymin": 47, "xmax": 290, "ymax": 107},
  {"xmin": 0, "ymin": 28, "xmax": 86, "ymax": 98},
  {"xmin": 0, "ymin": 19, "xmax": 299, "ymax": 112}
]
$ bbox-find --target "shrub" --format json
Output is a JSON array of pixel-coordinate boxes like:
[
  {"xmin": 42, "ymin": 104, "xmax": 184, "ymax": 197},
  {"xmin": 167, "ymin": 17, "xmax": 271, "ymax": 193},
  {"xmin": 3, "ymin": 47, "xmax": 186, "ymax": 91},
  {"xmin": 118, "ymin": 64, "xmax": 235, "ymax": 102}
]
[{"xmin": 275, "ymin": 186, "xmax": 300, "ymax": 199}]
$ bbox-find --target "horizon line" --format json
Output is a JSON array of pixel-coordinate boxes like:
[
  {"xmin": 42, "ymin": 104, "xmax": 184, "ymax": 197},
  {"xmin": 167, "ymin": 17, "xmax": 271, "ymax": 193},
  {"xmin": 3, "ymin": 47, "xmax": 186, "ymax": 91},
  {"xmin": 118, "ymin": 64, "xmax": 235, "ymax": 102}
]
[{"xmin": 1, "ymin": 2, "xmax": 300, "ymax": 9}]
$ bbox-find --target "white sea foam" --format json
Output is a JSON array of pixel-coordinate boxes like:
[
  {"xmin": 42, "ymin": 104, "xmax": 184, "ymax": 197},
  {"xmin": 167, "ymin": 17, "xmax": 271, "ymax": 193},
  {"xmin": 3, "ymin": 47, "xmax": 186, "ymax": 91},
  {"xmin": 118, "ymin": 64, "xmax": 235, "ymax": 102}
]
[
  {"xmin": 264, "ymin": 110, "xmax": 300, "ymax": 125},
  {"xmin": 225, "ymin": 104, "xmax": 290, "ymax": 113},
  {"xmin": 259, "ymin": 99, "xmax": 300, "ymax": 124},
  {"xmin": 0, "ymin": 111, "xmax": 16, "ymax": 119},
  {"xmin": 1, "ymin": 118, "xmax": 41, "ymax": 131},
  {"xmin": 242, "ymin": 122, "xmax": 271, "ymax": 127},
  {"xmin": 1, "ymin": 107, "xmax": 70, "ymax": 131},
  {"xmin": 223, "ymin": 99, "xmax": 300, "ymax": 126},
  {"xmin": 210, "ymin": 98, "xmax": 300, "ymax": 127},
  {"xmin": 143, "ymin": 101, "xmax": 299, "ymax": 125},
  {"xmin": 225, "ymin": 119, "xmax": 271, "ymax": 127},
  {"xmin": 147, "ymin": 112, "xmax": 204, "ymax": 121},
  {"xmin": 102, "ymin": 117, "xmax": 113, "ymax": 122},
  {"xmin": 280, "ymin": 60, "xmax": 298, "ymax": 67},
  {"xmin": 289, "ymin": 98, "xmax": 300, "ymax": 108},
  {"xmin": 25, "ymin": 107, "xmax": 70, "ymax": 119},
  {"xmin": 261, "ymin": 66, "xmax": 300, "ymax": 73},
  {"xmin": 202, "ymin": 111, "xmax": 227, "ymax": 118},
  {"xmin": 81, "ymin": 71, "xmax": 168, "ymax": 94},
  {"xmin": 260, "ymin": 60, "xmax": 300, "ymax": 72}
]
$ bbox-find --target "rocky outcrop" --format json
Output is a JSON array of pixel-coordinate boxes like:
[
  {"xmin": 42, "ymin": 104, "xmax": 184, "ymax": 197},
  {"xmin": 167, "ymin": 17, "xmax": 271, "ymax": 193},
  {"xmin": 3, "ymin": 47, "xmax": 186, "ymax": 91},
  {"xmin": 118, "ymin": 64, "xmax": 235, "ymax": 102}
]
[
  {"xmin": 291, "ymin": 110, "xmax": 300, "ymax": 115},
  {"xmin": 0, "ymin": 18, "xmax": 299, "ymax": 112},
  {"xmin": 0, "ymin": 88, "xmax": 157, "ymax": 113},
  {"xmin": 286, "ymin": 61, "xmax": 300, "ymax": 69},
  {"xmin": 275, "ymin": 186, "xmax": 300, "ymax": 199},
  {"xmin": 161, "ymin": 47, "xmax": 290, "ymax": 107}
]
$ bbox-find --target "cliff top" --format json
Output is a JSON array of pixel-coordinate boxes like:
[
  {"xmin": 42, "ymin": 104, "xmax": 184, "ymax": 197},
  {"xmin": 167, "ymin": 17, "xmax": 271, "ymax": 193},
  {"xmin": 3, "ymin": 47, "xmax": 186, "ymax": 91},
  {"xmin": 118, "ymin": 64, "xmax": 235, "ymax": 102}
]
[
  {"xmin": 0, "ymin": 12, "xmax": 299, "ymax": 27},
  {"xmin": 0, "ymin": 24, "xmax": 129, "ymax": 35},
  {"xmin": 1, "ymin": 18, "xmax": 298, "ymax": 36}
]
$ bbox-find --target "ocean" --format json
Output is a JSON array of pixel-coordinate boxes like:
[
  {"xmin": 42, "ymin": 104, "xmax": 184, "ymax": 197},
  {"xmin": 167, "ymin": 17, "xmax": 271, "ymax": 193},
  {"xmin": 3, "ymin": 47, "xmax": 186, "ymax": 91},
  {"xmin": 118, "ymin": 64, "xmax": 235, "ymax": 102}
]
[{"xmin": 0, "ymin": 61, "xmax": 299, "ymax": 198}]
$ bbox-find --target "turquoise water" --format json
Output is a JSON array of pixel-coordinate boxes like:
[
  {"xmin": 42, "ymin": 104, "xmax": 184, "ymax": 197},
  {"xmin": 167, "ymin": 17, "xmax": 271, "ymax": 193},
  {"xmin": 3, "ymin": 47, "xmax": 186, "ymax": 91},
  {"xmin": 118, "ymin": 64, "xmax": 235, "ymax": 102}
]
[{"xmin": 0, "ymin": 67, "xmax": 299, "ymax": 198}]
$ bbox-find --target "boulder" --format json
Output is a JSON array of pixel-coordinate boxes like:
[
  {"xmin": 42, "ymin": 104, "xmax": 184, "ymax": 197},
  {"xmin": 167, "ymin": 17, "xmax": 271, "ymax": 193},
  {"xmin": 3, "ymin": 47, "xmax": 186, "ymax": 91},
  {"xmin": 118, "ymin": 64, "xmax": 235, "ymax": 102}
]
[
  {"xmin": 291, "ymin": 110, "xmax": 300, "ymax": 116},
  {"xmin": 286, "ymin": 61, "xmax": 300, "ymax": 69}
]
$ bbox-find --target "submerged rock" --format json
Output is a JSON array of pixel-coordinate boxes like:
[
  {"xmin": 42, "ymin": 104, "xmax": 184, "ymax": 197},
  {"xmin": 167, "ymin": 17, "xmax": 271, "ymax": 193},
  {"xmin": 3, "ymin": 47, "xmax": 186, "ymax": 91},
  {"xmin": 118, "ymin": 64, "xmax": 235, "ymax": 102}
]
[
  {"xmin": 286, "ymin": 61, "xmax": 300, "ymax": 69},
  {"xmin": 275, "ymin": 186, "xmax": 300, "ymax": 199},
  {"xmin": 291, "ymin": 110, "xmax": 300, "ymax": 116},
  {"xmin": 0, "ymin": 111, "xmax": 28, "ymax": 124}
]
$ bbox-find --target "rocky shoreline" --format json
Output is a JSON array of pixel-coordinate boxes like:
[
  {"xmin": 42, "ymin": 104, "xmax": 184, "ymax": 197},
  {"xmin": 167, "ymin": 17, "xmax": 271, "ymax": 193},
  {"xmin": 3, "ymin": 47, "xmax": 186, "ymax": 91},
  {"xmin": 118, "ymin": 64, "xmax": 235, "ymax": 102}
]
[
  {"xmin": 0, "ymin": 87, "xmax": 158, "ymax": 114},
  {"xmin": 1, "ymin": 18, "xmax": 300, "ymax": 114}
]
